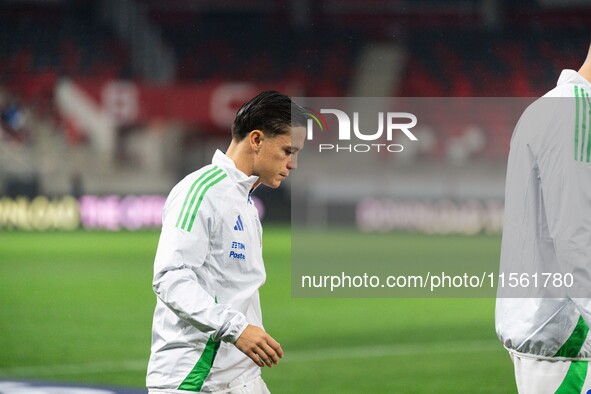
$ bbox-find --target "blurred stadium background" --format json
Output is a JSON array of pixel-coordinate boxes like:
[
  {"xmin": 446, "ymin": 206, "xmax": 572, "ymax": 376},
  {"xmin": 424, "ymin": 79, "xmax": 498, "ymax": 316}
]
[{"xmin": 0, "ymin": 0, "xmax": 589, "ymax": 392}]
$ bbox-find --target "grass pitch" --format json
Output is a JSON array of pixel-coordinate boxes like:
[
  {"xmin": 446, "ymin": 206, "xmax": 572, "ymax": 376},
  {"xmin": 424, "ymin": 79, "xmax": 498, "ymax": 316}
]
[{"xmin": 0, "ymin": 228, "xmax": 515, "ymax": 393}]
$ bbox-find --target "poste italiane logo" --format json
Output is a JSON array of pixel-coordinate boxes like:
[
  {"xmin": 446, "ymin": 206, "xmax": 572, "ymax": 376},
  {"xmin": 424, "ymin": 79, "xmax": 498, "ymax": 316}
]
[{"xmin": 304, "ymin": 107, "xmax": 418, "ymax": 153}]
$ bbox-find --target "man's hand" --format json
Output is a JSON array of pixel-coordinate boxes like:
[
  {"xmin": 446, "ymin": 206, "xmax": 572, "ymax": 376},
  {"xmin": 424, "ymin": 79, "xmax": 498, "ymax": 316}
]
[{"xmin": 234, "ymin": 324, "xmax": 284, "ymax": 368}]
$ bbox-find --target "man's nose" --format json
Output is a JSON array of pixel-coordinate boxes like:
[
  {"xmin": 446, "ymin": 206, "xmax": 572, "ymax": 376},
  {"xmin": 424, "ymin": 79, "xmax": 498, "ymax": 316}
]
[{"xmin": 288, "ymin": 155, "xmax": 297, "ymax": 170}]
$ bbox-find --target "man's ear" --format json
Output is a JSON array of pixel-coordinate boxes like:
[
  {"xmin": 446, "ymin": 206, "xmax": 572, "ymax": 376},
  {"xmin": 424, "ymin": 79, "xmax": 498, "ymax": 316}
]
[{"xmin": 249, "ymin": 130, "xmax": 264, "ymax": 152}]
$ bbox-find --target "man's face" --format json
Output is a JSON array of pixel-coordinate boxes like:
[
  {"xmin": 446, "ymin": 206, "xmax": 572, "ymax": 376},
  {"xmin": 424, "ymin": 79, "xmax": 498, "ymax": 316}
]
[{"xmin": 254, "ymin": 126, "xmax": 306, "ymax": 188}]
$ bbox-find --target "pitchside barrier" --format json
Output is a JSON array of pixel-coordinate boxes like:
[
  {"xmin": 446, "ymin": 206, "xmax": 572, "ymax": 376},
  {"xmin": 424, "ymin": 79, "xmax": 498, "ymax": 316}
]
[{"xmin": 0, "ymin": 194, "xmax": 503, "ymax": 235}]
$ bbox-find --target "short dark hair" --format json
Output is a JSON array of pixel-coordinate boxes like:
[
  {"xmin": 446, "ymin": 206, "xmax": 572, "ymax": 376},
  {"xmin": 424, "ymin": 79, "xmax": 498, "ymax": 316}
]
[{"xmin": 231, "ymin": 91, "xmax": 308, "ymax": 141}]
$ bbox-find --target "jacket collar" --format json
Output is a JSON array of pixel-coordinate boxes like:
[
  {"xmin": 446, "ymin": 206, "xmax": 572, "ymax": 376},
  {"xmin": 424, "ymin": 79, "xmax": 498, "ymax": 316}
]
[
  {"xmin": 557, "ymin": 69, "xmax": 591, "ymax": 90},
  {"xmin": 211, "ymin": 150, "xmax": 259, "ymax": 196}
]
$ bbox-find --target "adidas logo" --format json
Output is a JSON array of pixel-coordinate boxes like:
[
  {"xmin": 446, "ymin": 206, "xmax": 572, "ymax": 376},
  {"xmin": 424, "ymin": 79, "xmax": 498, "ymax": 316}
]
[{"xmin": 233, "ymin": 215, "xmax": 244, "ymax": 231}]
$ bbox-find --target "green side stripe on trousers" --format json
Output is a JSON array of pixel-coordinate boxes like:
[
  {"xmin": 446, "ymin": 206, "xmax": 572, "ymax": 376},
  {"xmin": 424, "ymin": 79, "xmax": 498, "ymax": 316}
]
[
  {"xmin": 581, "ymin": 87, "xmax": 587, "ymax": 163},
  {"xmin": 186, "ymin": 172, "xmax": 227, "ymax": 232},
  {"xmin": 178, "ymin": 336, "xmax": 221, "ymax": 392},
  {"xmin": 575, "ymin": 85, "xmax": 580, "ymax": 161},
  {"xmin": 176, "ymin": 166, "xmax": 219, "ymax": 228},
  {"xmin": 555, "ymin": 361, "xmax": 588, "ymax": 394},
  {"xmin": 554, "ymin": 316, "xmax": 589, "ymax": 358},
  {"xmin": 180, "ymin": 168, "xmax": 224, "ymax": 230}
]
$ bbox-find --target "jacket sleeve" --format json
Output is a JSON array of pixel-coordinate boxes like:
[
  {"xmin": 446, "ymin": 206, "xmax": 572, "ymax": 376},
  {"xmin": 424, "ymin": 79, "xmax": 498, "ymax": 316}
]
[
  {"xmin": 152, "ymin": 184, "xmax": 247, "ymax": 343},
  {"xmin": 535, "ymin": 95, "xmax": 591, "ymax": 321}
]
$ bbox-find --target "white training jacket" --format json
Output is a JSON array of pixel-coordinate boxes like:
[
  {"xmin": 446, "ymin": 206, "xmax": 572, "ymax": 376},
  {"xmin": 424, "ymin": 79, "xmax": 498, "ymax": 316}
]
[
  {"xmin": 147, "ymin": 150, "xmax": 266, "ymax": 392},
  {"xmin": 496, "ymin": 70, "xmax": 591, "ymax": 360}
]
